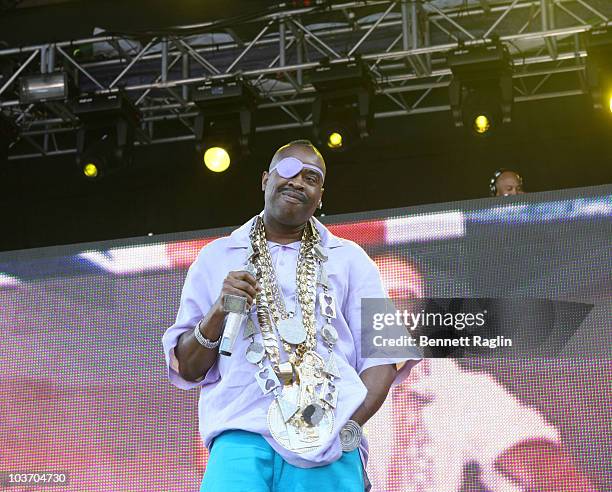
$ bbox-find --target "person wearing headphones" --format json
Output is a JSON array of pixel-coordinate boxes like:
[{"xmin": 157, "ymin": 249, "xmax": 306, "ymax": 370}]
[{"xmin": 489, "ymin": 169, "xmax": 525, "ymax": 196}]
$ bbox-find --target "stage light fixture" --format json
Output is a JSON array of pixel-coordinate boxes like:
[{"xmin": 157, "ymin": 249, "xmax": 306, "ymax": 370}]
[
  {"xmin": 316, "ymin": 111, "xmax": 356, "ymax": 152},
  {"xmin": 447, "ymin": 41, "xmax": 513, "ymax": 134},
  {"xmin": 192, "ymin": 80, "xmax": 257, "ymax": 168},
  {"xmin": 82, "ymin": 162, "xmax": 99, "ymax": 179},
  {"xmin": 473, "ymin": 115, "xmax": 490, "ymax": 134},
  {"xmin": 327, "ymin": 131, "xmax": 343, "ymax": 149},
  {"xmin": 77, "ymin": 132, "xmax": 125, "ymax": 180},
  {"xmin": 19, "ymin": 72, "xmax": 68, "ymax": 104},
  {"xmin": 203, "ymin": 147, "xmax": 231, "ymax": 173},
  {"xmin": 70, "ymin": 91, "xmax": 140, "ymax": 179},
  {"xmin": 586, "ymin": 27, "xmax": 612, "ymax": 113},
  {"xmin": 311, "ymin": 59, "xmax": 375, "ymax": 150},
  {"xmin": 454, "ymin": 86, "xmax": 502, "ymax": 137}
]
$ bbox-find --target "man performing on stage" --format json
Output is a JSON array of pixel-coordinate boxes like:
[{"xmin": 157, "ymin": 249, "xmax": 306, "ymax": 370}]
[{"xmin": 162, "ymin": 140, "xmax": 420, "ymax": 491}]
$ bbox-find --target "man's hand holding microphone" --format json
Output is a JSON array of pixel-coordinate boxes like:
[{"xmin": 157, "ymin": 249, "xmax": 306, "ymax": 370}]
[{"xmin": 175, "ymin": 270, "xmax": 260, "ymax": 382}]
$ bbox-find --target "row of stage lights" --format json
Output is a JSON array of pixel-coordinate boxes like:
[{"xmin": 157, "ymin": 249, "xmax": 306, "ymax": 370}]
[
  {"xmin": 73, "ymin": 63, "xmax": 369, "ymax": 177},
  {"xmin": 82, "ymin": 96, "xmax": 612, "ymax": 177},
  {"xmin": 1, "ymin": 28, "xmax": 612, "ymax": 178},
  {"xmin": 81, "ymin": 81, "xmax": 608, "ymax": 177},
  {"xmin": 198, "ymin": 94, "xmax": 610, "ymax": 175}
]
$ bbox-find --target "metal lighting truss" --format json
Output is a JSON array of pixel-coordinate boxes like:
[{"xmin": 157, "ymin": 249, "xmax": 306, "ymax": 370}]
[{"xmin": 1, "ymin": 0, "xmax": 611, "ymax": 160}]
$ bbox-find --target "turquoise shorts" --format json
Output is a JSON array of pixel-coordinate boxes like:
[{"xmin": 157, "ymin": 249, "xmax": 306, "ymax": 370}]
[{"xmin": 200, "ymin": 430, "xmax": 364, "ymax": 492}]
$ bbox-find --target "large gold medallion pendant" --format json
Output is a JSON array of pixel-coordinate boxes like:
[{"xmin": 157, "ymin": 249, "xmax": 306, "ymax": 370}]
[{"xmin": 267, "ymin": 351, "xmax": 335, "ymax": 454}]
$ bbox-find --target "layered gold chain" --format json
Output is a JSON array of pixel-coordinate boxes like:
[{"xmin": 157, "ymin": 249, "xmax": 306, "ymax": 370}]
[{"xmin": 249, "ymin": 215, "xmax": 321, "ymax": 369}]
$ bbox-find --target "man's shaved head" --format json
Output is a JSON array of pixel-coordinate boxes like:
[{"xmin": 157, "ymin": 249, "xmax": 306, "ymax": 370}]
[
  {"xmin": 494, "ymin": 170, "xmax": 524, "ymax": 196},
  {"xmin": 269, "ymin": 140, "xmax": 326, "ymax": 178}
]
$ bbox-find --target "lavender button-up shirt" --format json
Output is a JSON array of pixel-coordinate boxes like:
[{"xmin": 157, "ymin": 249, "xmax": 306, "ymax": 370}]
[{"xmin": 162, "ymin": 214, "xmax": 419, "ymax": 468}]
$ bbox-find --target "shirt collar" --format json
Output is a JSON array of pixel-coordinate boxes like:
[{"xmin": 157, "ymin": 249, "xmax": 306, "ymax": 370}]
[{"xmin": 226, "ymin": 211, "xmax": 344, "ymax": 250}]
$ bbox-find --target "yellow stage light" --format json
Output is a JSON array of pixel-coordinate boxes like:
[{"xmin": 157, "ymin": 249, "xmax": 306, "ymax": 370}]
[
  {"xmin": 203, "ymin": 147, "xmax": 230, "ymax": 172},
  {"xmin": 83, "ymin": 163, "xmax": 98, "ymax": 178},
  {"xmin": 474, "ymin": 115, "xmax": 491, "ymax": 134},
  {"xmin": 327, "ymin": 132, "xmax": 343, "ymax": 149}
]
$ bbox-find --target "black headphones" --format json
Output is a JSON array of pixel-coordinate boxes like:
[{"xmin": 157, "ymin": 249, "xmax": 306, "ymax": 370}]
[{"xmin": 489, "ymin": 168, "xmax": 523, "ymax": 196}]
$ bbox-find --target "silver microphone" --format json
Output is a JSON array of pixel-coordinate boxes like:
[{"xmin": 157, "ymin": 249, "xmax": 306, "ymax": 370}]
[{"xmin": 219, "ymin": 294, "xmax": 248, "ymax": 356}]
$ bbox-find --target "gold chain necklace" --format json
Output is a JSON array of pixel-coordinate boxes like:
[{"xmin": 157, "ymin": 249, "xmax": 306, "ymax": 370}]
[{"xmin": 249, "ymin": 215, "xmax": 321, "ymax": 369}]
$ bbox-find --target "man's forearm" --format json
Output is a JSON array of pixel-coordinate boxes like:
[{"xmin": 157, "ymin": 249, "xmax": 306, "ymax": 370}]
[
  {"xmin": 174, "ymin": 304, "xmax": 226, "ymax": 382},
  {"xmin": 350, "ymin": 364, "xmax": 398, "ymax": 426}
]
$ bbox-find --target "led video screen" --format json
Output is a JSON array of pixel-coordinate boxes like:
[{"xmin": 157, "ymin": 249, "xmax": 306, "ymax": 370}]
[{"xmin": 1, "ymin": 185, "xmax": 610, "ymax": 491}]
